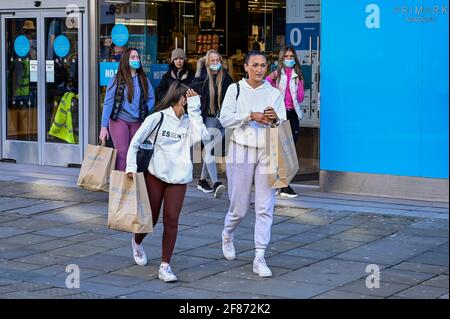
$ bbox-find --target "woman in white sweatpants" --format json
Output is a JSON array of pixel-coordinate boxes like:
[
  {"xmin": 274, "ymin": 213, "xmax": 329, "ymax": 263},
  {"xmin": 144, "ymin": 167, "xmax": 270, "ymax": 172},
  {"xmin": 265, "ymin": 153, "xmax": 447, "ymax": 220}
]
[{"xmin": 219, "ymin": 51, "xmax": 287, "ymax": 277}]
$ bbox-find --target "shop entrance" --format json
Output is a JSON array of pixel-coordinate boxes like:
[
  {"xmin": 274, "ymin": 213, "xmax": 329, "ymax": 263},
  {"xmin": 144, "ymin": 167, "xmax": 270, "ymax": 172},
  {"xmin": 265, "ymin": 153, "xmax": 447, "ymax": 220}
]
[{"xmin": 1, "ymin": 10, "xmax": 85, "ymax": 166}]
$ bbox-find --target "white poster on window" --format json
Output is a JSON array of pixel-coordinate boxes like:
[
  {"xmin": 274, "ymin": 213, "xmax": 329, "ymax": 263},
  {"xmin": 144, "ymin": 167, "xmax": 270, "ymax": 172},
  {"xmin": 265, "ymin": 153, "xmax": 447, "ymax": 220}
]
[
  {"xmin": 46, "ymin": 60, "xmax": 55, "ymax": 83},
  {"xmin": 30, "ymin": 60, "xmax": 38, "ymax": 82}
]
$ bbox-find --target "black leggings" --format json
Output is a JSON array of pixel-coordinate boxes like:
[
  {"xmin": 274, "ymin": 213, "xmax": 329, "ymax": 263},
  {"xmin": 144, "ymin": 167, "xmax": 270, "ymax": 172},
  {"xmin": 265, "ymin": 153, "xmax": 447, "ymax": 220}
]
[{"xmin": 287, "ymin": 109, "xmax": 300, "ymax": 144}]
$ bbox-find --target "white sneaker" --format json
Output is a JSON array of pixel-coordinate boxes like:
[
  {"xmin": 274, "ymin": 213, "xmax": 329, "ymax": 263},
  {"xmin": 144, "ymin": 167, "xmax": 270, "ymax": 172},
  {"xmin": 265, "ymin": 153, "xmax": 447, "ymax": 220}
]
[
  {"xmin": 159, "ymin": 264, "xmax": 178, "ymax": 282},
  {"xmin": 253, "ymin": 257, "xmax": 272, "ymax": 277},
  {"xmin": 131, "ymin": 237, "xmax": 147, "ymax": 266},
  {"xmin": 222, "ymin": 231, "xmax": 236, "ymax": 260},
  {"xmin": 213, "ymin": 182, "xmax": 225, "ymax": 198}
]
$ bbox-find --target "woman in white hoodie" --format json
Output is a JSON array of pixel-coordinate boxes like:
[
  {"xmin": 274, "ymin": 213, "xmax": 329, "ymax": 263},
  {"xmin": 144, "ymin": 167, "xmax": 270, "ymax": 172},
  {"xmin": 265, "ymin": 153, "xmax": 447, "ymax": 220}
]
[
  {"xmin": 219, "ymin": 51, "xmax": 287, "ymax": 277},
  {"xmin": 125, "ymin": 81, "xmax": 207, "ymax": 283}
]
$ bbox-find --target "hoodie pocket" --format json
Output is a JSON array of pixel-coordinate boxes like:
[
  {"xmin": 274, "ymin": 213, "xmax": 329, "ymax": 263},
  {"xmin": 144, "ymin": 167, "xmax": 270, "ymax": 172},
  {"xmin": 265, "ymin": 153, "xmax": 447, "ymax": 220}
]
[{"xmin": 149, "ymin": 149, "xmax": 193, "ymax": 183}]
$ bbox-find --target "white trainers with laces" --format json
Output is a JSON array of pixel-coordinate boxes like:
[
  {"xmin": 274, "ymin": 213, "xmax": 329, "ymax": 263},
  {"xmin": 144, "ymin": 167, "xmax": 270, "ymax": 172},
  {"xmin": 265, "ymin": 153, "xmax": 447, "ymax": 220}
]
[
  {"xmin": 253, "ymin": 256, "xmax": 273, "ymax": 277},
  {"xmin": 222, "ymin": 231, "xmax": 236, "ymax": 260},
  {"xmin": 159, "ymin": 263, "xmax": 178, "ymax": 282},
  {"xmin": 131, "ymin": 237, "xmax": 147, "ymax": 266}
]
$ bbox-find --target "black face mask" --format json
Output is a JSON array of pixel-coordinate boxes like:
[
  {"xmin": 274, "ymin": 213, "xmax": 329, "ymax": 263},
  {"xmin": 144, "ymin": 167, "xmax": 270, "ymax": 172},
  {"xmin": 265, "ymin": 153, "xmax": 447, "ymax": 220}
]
[
  {"xmin": 183, "ymin": 99, "xmax": 188, "ymax": 114},
  {"xmin": 113, "ymin": 53, "xmax": 123, "ymax": 62}
]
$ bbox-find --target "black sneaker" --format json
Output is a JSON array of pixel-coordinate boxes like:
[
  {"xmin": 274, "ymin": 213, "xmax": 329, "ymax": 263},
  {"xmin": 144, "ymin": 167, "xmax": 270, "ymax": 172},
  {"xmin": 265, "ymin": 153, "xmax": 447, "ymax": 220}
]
[
  {"xmin": 279, "ymin": 185, "xmax": 298, "ymax": 198},
  {"xmin": 197, "ymin": 179, "xmax": 213, "ymax": 193},
  {"xmin": 213, "ymin": 182, "xmax": 225, "ymax": 198}
]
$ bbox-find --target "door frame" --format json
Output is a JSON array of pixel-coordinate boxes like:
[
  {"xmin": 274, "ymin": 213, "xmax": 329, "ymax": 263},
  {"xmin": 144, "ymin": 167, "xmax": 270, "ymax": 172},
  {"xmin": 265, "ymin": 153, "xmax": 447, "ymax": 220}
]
[
  {"xmin": 40, "ymin": 10, "xmax": 84, "ymax": 166},
  {"xmin": 1, "ymin": 8, "xmax": 87, "ymax": 166}
]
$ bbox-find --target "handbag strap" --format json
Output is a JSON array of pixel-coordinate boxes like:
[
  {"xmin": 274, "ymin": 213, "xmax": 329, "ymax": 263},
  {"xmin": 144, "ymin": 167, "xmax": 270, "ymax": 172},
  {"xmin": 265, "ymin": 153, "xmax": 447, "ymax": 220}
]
[{"xmin": 143, "ymin": 112, "xmax": 164, "ymax": 144}]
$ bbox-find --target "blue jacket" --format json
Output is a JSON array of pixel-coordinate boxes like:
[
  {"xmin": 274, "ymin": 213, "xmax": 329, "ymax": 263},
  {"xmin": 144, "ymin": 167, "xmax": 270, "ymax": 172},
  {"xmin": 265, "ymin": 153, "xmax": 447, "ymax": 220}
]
[{"xmin": 101, "ymin": 75, "xmax": 155, "ymax": 127}]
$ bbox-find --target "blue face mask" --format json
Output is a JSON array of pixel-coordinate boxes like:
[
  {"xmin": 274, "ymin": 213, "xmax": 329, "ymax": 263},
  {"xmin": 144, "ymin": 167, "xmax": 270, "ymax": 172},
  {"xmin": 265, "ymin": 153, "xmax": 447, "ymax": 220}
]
[
  {"xmin": 284, "ymin": 59, "xmax": 296, "ymax": 68},
  {"xmin": 113, "ymin": 54, "xmax": 123, "ymax": 62},
  {"xmin": 129, "ymin": 60, "xmax": 141, "ymax": 70},
  {"xmin": 209, "ymin": 63, "xmax": 222, "ymax": 72}
]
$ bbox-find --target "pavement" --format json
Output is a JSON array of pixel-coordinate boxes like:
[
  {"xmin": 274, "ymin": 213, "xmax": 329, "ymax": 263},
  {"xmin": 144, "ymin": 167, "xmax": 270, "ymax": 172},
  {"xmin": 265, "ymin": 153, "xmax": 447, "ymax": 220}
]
[{"xmin": 0, "ymin": 162, "xmax": 448, "ymax": 299}]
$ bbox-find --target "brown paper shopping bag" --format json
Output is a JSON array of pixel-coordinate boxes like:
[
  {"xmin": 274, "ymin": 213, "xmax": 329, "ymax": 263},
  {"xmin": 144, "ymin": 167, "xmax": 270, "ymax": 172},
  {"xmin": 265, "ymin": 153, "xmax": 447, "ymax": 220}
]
[
  {"xmin": 77, "ymin": 144, "xmax": 117, "ymax": 192},
  {"xmin": 265, "ymin": 121, "xmax": 299, "ymax": 189},
  {"xmin": 107, "ymin": 170, "xmax": 153, "ymax": 234}
]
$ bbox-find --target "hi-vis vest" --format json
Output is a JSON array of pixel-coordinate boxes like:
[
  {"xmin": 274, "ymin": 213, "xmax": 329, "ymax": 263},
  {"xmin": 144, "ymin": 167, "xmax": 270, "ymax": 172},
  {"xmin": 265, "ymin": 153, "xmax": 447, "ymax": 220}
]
[
  {"xmin": 49, "ymin": 92, "xmax": 78, "ymax": 144},
  {"xmin": 15, "ymin": 60, "xmax": 30, "ymax": 97}
]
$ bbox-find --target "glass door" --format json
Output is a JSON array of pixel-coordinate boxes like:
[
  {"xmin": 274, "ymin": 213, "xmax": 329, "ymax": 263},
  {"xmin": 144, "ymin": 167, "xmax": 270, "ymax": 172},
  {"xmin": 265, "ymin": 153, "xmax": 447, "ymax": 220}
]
[
  {"xmin": 41, "ymin": 12, "xmax": 82, "ymax": 166},
  {"xmin": 1, "ymin": 14, "xmax": 40, "ymax": 163},
  {"xmin": 1, "ymin": 11, "xmax": 83, "ymax": 166}
]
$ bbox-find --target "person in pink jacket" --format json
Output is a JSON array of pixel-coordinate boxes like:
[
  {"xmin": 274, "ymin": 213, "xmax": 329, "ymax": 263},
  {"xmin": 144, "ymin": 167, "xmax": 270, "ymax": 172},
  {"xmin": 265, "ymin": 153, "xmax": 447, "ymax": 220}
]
[{"xmin": 266, "ymin": 46, "xmax": 305, "ymax": 198}]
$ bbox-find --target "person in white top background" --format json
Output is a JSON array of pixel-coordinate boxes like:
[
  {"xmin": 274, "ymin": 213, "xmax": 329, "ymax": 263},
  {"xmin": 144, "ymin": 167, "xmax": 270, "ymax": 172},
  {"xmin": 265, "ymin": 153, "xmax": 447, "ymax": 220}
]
[
  {"xmin": 218, "ymin": 51, "xmax": 287, "ymax": 277},
  {"xmin": 125, "ymin": 82, "xmax": 207, "ymax": 283}
]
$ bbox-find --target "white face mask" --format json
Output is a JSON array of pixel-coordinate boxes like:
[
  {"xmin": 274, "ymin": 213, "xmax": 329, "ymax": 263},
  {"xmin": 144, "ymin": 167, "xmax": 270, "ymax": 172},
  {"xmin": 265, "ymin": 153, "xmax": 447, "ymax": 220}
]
[
  {"xmin": 284, "ymin": 59, "xmax": 296, "ymax": 68},
  {"xmin": 209, "ymin": 63, "xmax": 222, "ymax": 72}
]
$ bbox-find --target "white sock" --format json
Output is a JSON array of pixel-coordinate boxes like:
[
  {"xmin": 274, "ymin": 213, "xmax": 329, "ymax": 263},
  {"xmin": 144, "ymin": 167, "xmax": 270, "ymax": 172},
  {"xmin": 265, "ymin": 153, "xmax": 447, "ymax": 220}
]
[
  {"xmin": 160, "ymin": 262, "xmax": 169, "ymax": 268},
  {"xmin": 222, "ymin": 230, "xmax": 233, "ymax": 241},
  {"xmin": 133, "ymin": 237, "xmax": 142, "ymax": 248},
  {"xmin": 255, "ymin": 249, "xmax": 265, "ymax": 258}
]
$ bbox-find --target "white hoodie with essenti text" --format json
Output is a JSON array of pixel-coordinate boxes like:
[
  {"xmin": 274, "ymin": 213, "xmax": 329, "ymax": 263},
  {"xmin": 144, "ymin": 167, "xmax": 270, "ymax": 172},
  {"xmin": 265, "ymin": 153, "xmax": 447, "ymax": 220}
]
[
  {"xmin": 219, "ymin": 79, "xmax": 287, "ymax": 148},
  {"xmin": 126, "ymin": 95, "xmax": 207, "ymax": 184}
]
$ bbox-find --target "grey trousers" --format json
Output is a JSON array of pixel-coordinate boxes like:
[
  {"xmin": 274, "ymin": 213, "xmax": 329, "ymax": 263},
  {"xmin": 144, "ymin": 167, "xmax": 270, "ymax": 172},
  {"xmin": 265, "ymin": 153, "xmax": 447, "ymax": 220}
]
[
  {"xmin": 200, "ymin": 116, "xmax": 224, "ymax": 184},
  {"xmin": 223, "ymin": 141, "xmax": 276, "ymax": 250}
]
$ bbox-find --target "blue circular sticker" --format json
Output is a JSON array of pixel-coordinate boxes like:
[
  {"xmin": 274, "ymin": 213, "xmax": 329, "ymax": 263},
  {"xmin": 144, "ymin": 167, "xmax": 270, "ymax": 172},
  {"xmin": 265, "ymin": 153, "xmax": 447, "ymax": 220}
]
[
  {"xmin": 53, "ymin": 35, "xmax": 70, "ymax": 58},
  {"xmin": 111, "ymin": 24, "xmax": 129, "ymax": 46},
  {"xmin": 14, "ymin": 35, "xmax": 30, "ymax": 57}
]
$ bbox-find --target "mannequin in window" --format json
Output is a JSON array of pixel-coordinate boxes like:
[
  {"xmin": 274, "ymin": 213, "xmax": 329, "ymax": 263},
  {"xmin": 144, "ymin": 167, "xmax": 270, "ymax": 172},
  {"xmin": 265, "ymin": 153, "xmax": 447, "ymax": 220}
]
[
  {"xmin": 171, "ymin": 24, "xmax": 183, "ymax": 50},
  {"xmin": 251, "ymin": 36, "xmax": 261, "ymax": 51},
  {"xmin": 199, "ymin": 0, "xmax": 216, "ymax": 29}
]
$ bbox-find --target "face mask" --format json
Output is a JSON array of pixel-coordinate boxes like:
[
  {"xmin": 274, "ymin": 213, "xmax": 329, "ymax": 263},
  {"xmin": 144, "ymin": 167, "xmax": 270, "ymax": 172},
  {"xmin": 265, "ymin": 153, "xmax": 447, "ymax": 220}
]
[
  {"xmin": 129, "ymin": 60, "xmax": 141, "ymax": 70},
  {"xmin": 209, "ymin": 63, "xmax": 221, "ymax": 72},
  {"xmin": 284, "ymin": 59, "xmax": 296, "ymax": 68},
  {"xmin": 113, "ymin": 53, "xmax": 123, "ymax": 62}
]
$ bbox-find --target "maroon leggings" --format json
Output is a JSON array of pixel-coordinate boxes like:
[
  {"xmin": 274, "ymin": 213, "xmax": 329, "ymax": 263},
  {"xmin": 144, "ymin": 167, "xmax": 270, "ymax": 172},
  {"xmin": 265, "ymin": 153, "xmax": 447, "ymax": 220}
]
[
  {"xmin": 109, "ymin": 118, "xmax": 142, "ymax": 171},
  {"xmin": 135, "ymin": 173, "xmax": 187, "ymax": 263}
]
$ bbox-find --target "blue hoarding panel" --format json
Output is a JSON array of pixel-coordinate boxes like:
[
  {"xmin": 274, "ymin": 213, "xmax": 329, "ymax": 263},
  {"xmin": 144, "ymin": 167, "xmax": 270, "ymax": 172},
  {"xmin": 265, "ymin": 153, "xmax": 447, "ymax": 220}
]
[{"xmin": 320, "ymin": 1, "xmax": 448, "ymax": 178}]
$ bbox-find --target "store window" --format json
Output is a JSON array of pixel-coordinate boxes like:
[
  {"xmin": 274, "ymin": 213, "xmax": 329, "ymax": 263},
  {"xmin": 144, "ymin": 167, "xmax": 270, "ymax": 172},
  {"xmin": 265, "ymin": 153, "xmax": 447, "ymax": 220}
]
[
  {"xmin": 94, "ymin": 0, "xmax": 317, "ymax": 181},
  {"xmin": 248, "ymin": 0, "xmax": 286, "ymax": 67}
]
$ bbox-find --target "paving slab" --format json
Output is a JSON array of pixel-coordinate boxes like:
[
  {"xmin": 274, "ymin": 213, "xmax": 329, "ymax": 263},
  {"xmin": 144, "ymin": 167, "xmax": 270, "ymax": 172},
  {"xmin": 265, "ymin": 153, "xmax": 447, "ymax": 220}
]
[
  {"xmin": 335, "ymin": 279, "xmax": 411, "ymax": 297},
  {"xmin": 394, "ymin": 285, "xmax": 449, "ymax": 299},
  {"xmin": 0, "ymin": 166, "xmax": 448, "ymax": 299}
]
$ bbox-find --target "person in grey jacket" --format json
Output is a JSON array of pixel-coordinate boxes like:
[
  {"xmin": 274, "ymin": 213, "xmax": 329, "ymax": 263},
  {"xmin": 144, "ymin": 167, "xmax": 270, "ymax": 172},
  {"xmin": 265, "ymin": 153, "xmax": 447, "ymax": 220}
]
[
  {"xmin": 126, "ymin": 81, "xmax": 207, "ymax": 283},
  {"xmin": 191, "ymin": 49, "xmax": 234, "ymax": 198}
]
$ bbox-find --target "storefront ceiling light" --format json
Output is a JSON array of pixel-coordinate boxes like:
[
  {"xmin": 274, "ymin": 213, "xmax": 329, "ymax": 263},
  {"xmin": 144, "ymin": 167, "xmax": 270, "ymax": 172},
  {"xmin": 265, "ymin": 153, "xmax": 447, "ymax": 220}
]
[
  {"xmin": 146, "ymin": 0, "xmax": 195, "ymax": 3},
  {"xmin": 249, "ymin": 0, "xmax": 284, "ymax": 4},
  {"xmin": 105, "ymin": 0, "xmax": 131, "ymax": 4},
  {"xmin": 115, "ymin": 18, "xmax": 157, "ymax": 26}
]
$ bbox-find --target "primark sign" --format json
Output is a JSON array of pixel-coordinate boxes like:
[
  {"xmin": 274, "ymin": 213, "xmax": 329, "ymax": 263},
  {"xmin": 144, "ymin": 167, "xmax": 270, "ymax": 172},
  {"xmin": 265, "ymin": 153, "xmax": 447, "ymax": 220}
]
[
  {"xmin": 394, "ymin": 4, "xmax": 448, "ymax": 23},
  {"xmin": 366, "ymin": 2, "xmax": 448, "ymax": 28}
]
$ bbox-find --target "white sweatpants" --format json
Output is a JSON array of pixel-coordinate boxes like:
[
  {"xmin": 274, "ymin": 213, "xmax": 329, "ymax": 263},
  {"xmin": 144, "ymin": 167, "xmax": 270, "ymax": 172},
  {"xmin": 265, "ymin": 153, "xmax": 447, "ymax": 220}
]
[{"xmin": 223, "ymin": 141, "xmax": 276, "ymax": 250}]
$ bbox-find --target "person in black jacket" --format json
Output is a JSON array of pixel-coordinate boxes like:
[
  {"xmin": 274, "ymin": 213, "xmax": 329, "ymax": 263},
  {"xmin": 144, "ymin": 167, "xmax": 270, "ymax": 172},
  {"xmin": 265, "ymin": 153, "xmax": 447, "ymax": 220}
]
[
  {"xmin": 191, "ymin": 49, "xmax": 234, "ymax": 198},
  {"xmin": 156, "ymin": 48, "xmax": 194, "ymax": 102}
]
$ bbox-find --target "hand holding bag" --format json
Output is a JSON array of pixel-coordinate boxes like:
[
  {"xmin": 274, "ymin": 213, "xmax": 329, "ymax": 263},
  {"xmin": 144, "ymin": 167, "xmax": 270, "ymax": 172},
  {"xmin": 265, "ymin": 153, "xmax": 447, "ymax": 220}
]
[{"xmin": 136, "ymin": 113, "xmax": 164, "ymax": 173}]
